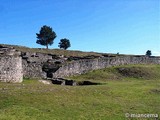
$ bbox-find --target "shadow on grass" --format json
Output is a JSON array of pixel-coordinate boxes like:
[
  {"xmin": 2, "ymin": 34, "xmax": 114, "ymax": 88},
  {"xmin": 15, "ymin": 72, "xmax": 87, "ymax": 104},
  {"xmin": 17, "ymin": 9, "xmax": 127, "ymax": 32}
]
[
  {"xmin": 77, "ymin": 81, "xmax": 103, "ymax": 86},
  {"xmin": 51, "ymin": 78, "xmax": 104, "ymax": 86}
]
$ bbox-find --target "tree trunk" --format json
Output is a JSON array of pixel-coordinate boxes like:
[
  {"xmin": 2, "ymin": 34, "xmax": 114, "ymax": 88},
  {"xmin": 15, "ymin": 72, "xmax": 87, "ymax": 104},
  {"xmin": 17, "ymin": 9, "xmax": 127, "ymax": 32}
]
[{"xmin": 46, "ymin": 44, "xmax": 48, "ymax": 49}]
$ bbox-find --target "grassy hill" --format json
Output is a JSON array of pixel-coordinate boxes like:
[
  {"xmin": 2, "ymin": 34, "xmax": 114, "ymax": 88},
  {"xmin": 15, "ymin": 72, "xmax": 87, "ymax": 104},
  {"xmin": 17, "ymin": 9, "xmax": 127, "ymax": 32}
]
[
  {"xmin": 0, "ymin": 64, "xmax": 160, "ymax": 120},
  {"xmin": 68, "ymin": 64, "xmax": 160, "ymax": 82}
]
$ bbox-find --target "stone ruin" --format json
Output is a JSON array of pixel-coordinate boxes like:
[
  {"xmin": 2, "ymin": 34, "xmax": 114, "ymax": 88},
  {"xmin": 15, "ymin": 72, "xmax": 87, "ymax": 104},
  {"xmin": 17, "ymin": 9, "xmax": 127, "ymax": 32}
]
[
  {"xmin": 0, "ymin": 46, "xmax": 23, "ymax": 83},
  {"xmin": 21, "ymin": 51, "xmax": 65, "ymax": 79},
  {"xmin": 0, "ymin": 45, "xmax": 160, "ymax": 83}
]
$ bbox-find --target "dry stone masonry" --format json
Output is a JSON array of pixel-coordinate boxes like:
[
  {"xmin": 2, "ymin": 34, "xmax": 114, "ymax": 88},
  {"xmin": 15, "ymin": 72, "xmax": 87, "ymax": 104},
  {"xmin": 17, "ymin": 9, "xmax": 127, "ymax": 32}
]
[
  {"xmin": 18, "ymin": 51, "xmax": 160, "ymax": 79},
  {"xmin": 0, "ymin": 45, "xmax": 160, "ymax": 83},
  {"xmin": 53, "ymin": 56, "xmax": 160, "ymax": 78},
  {"xmin": 0, "ymin": 46, "xmax": 23, "ymax": 83}
]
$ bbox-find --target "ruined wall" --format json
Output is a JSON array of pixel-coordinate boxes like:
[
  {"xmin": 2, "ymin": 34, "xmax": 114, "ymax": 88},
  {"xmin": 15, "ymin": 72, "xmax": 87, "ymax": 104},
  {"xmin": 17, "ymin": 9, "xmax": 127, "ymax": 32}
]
[
  {"xmin": 53, "ymin": 56, "xmax": 160, "ymax": 78},
  {"xmin": 21, "ymin": 52, "xmax": 160, "ymax": 79},
  {"xmin": 0, "ymin": 47, "xmax": 23, "ymax": 83},
  {"xmin": 21, "ymin": 52, "xmax": 64, "ymax": 78},
  {"xmin": 22, "ymin": 60, "xmax": 46, "ymax": 79},
  {"xmin": 1, "ymin": 45, "xmax": 160, "ymax": 82}
]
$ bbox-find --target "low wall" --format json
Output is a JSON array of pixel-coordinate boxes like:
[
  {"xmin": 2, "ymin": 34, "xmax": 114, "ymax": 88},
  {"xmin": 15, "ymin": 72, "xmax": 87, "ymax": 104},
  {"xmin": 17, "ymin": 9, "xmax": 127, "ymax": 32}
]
[{"xmin": 53, "ymin": 56, "xmax": 160, "ymax": 78}]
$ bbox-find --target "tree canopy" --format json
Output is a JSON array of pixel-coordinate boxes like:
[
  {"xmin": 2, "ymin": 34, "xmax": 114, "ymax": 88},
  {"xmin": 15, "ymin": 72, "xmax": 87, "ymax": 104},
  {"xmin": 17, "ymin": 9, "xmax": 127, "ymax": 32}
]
[
  {"xmin": 36, "ymin": 25, "xmax": 56, "ymax": 49},
  {"xmin": 58, "ymin": 38, "xmax": 71, "ymax": 50},
  {"xmin": 146, "ymin": 50, "xmax": 152, "ymax": 56}
]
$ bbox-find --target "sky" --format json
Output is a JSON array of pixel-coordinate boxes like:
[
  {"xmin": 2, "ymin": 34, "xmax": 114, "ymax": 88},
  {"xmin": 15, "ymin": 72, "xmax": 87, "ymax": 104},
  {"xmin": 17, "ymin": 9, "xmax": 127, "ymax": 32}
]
[{"xmin": 0, "ymin": 0, "xmax": 160, "ymax": 56}]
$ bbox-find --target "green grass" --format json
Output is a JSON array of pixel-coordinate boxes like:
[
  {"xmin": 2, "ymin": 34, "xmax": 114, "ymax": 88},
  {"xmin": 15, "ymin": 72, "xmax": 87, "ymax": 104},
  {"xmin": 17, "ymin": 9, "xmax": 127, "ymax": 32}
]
[
  {"xmin": 69, "ymin": 64, "xmax": 160, "ymax": 82},
  {"xmin": 0, "ymin": 65, "xmax": 160, "ymax": 120}
]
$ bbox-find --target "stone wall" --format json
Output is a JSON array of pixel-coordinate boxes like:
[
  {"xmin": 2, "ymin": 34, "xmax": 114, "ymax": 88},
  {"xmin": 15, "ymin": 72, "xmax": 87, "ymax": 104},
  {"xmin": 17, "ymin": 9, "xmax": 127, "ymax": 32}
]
[
  {"xmin": 0, "ymin": 47, "xmax": 23, "ymax": 83},
  {"xmin": 53, "ymin": 56, "xmax": 160, "ymax": 78},
  {"xmin": 21, "ymin": 54, "xmax": 160, "ymax": 79},
  {"xmin": 21, "ymin": 52, "xmax": 64, "ymax": 79},
  {"xmin": 22, "ymin": 60, "xmax": 46, "ymax": 79},
  {"xmin": 1, "ymin": 45, "xmax": 160, "ymax": 81}
]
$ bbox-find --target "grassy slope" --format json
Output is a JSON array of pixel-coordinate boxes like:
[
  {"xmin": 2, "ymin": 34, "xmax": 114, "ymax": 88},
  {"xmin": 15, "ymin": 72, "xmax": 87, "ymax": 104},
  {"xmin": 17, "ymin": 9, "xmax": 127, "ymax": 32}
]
[
  {"xmin": 69, "ymin": 64, "xmax": 160, "ymax": 82},
  {"xmin": 0, "ymin": 65, "xmax": 160, "ymax": 120}
]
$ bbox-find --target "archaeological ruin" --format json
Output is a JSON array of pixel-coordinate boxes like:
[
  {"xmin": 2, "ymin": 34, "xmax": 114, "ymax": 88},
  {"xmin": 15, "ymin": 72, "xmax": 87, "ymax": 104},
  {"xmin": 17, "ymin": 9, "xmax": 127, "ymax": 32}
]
[
  {"xmin": 0, "ymin": 45, "xmax": 160, "ymax": 83},
  {"xmin": 0, "ymin": 46, "xmax": 23, "ymax": 83}
]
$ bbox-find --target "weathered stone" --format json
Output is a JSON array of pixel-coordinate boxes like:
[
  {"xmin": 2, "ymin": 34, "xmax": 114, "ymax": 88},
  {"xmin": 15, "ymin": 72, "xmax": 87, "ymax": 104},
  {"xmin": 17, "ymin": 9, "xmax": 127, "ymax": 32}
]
[
  {"xmin": 53, "ymin": 56, "xmax": 160, "ymax": 78},
  {"xmin": 0, "ymin": 54, "xmax": 23, "ymax": 83},
  {"xmin": 39, "ymin": 80, "xmax": 52, "ymax": 85},
  {"xmin": 51, "ymin": 78, "xmax": 76, "ymax": 86},
  {"xmin": 22, "ymin": 60, "xmax": 46, "ymax": 79},
  {"xmin": 1, "ymin": 45, "xmax": 160, "ymax": 82}
]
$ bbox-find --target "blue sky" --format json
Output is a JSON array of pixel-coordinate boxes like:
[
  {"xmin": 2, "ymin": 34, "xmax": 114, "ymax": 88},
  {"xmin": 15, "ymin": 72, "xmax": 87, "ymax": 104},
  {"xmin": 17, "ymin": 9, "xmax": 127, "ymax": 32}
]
[{"xmin": 0, "ymin": 0, "xmax": 159, "ymax": 55}]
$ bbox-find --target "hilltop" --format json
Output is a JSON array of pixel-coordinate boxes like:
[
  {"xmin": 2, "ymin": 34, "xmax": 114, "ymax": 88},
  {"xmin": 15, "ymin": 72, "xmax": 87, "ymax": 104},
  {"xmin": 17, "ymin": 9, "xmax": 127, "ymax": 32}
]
[
  {"xmin": 0, "ymin": 44, "xmax": 143, "ymax": 57},
  {"xmin": 0, "ymin": 44, "xmax": 103, "ymax": 57}
]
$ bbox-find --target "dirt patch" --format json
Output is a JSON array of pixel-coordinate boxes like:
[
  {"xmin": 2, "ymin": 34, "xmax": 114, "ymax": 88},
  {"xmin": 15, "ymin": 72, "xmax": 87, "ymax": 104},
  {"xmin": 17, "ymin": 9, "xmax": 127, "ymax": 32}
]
[{"xmin": 116, "ymin": 67, "xmax": 152, "ymax": 79}]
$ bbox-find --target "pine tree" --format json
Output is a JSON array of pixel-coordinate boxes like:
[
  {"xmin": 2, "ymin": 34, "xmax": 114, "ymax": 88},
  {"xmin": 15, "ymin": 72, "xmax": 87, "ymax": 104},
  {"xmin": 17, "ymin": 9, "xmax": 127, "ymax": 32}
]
[{"xmin": 36, "ymin": 25, "xmax": 56, "ymax": 49}]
